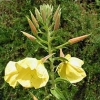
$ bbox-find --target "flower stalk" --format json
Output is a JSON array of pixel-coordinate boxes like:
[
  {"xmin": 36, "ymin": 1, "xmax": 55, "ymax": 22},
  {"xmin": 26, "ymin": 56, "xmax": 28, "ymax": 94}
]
[{"xmin": 47, "ymin": 29, "xmax": 55, "ymax": 88}]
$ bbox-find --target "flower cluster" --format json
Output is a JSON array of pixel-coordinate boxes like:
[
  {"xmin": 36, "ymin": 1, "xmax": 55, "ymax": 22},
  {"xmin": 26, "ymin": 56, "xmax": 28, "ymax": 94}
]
[{"xmin": 4, "ymin": 53, "xmax": 86, "ymax": 88}]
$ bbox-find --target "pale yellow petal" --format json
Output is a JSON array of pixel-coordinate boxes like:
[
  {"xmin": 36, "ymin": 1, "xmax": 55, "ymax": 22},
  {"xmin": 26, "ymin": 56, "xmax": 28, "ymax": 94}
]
[
  {"xmin": 57, "ymin": 54, "xmax": 86, "ymax": 83},
  {"xmin": 17, "ymin": 67, "xmax": 49, "ymax": 89},
  {"xmin": 34, "ymin": 63, "xmax": 49, "ymax": 88},
  {"xmin": 36, "ymin": 62, "xmax": 49, "ymax": 78},
  {"xmin": 57, "ymin": 62, "xmax": 67, "ymax": 78},
  {"xmin": 4, "ymin": 61, "xmax": 18, "ymax": 88},
  {"xmin": 16, "ymin": 58, "xmax": 38, "ymax": 70},
  {"xmin": 5, "ymin": 61, "xmax": 17, "ymax": 75},
  {"xmin": 16, "ymin": 61, "xmax": 49, "ymax": 89},
  {"xmin": 4, "ymin": 74, "xmax": 18, "ymax": 88},
  {"xmin": 17, "ymin": 68, "xmax": 35, "ymax": 88},
  {"xmin": 65, "ymin": 54, "xmax": 71, "ymax": 60},
  {"xmin": 57, "ymin": 62, "xmax": 86, "ymax": 83},
  {"xmin": 66, "ymin": 63, "xmax": 86, "ymax": 83},
  {"xmin": 65, "ymin": 54, "xmax": 84, "ymax": 67},
  {"xmin": 69, "ymin": 57, "xmax": 84, "ymax": 67}
]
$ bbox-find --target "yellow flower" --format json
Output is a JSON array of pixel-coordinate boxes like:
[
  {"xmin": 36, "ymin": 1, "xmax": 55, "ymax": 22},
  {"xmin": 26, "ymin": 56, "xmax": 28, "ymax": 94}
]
[
  {"xmin": 4, "ymin": 58, "xmax": 49, "ymax": 89},
  {"xmin": 57, "ymin": 54, "xmax": 86, "ymax": 83},
  {"xmin": 4, "ymin": 61, "xmax": 19, "ymax": 87}
]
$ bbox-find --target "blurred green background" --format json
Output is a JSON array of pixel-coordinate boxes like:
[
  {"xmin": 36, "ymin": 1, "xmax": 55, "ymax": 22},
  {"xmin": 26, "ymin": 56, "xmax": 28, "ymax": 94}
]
[{"xmin": 0, "ymin": 0, "xmax": 100, "ymax": 100}]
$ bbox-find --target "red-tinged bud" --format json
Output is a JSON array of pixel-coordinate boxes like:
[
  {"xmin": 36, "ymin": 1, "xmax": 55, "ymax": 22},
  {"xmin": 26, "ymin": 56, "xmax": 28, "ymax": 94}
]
[
  {"xmin": 68, "ymin": 34, "xmax": 90, "ymax": 44},
  {"xmin": 53, "ymin": 5, "xmax": 60, "ymax": 21},
  {"xmin": 41, "ymin": 10, "xmax": 46, "ymax": 22},
  {"xmin": 41, "ymin": 53, "xmax": 54, "ymax": 63},
  {"xmin": 35, "ymin": 8, "xmax": 42, "ymax": 22},
  {"xmin": 54, "ymin": 13, "xmax": 60, "ymax": 30},
  {"xmin": 21, "ymin": 31, "xmax": 36, "ymax": 41},
  {"xmin": 30, "ymin": 11, "xmax": 39, "ymax": 28},
  {"xmin": 26, "ymin": 17, "xmax": 37, "ymax": 35}
]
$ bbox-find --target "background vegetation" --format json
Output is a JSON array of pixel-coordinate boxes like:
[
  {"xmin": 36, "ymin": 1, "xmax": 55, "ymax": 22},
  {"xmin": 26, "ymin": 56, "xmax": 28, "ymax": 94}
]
[{"xmin": 0, "ymin": 0, "xmax": 100, "ymax": 100}]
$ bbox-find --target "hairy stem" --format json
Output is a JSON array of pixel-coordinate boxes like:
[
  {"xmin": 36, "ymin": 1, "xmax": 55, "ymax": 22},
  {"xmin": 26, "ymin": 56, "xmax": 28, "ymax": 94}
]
[{"xmin": 47, "ymin": 30, "xmax": 55, "ymax": 88}]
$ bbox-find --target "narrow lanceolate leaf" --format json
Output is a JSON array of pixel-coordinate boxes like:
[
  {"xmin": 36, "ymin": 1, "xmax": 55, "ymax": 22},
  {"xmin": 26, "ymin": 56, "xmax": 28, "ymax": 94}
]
[
  {"xmin": 30, "ymin": 11, "xmax": 39, "ymax": 28},
  {"xmin": 68, "ymin": 34, "xmax": 90, "ymax": 44},
  {"xmin": 26, "ymin": 17, "xmax": 37, "ymax": 35},
  {"xmin": 54, "ymin": 13, "xmax": 60, "ymax": 30},
  {"xmin": 50, "ymin": 87, "xmax": 66, "ymax": 100},
  {"xmin": 53, "ymin": 5, "xmax": 60, "ymax": 21},
  {"xmin": 21, "ymin": 31, "xmax": 36, "ymax": 41}
]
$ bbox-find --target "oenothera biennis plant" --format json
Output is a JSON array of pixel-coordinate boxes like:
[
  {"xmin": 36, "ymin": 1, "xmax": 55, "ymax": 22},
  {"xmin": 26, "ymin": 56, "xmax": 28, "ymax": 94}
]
[{"xmin": 4, "ymin": 4, "xmax": 90, "ymax": 100}]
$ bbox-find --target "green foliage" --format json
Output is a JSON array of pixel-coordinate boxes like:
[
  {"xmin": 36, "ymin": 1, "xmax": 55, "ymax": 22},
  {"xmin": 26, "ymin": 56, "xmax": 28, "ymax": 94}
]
[
  {"xmin": 96, "ymin": 0, "xmax": 100, "ymax": 6},
  {"xmin": 0, "ymin": 0, "xmax": 100, "ymax": 100}
]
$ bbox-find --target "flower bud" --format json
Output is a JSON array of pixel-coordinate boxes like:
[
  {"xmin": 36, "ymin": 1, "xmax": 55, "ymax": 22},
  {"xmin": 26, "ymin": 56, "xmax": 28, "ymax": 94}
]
[
  {"xmin": 26, "ymin": 17, "xmax": 37, "ymax": 35},
  {"xmin": 40, "ymin": 4, "xmax": 53, "ymax": 22},
  {"xmin": 21, "ymin": 31, "xmax": 36, "ymax": 41},
  {"xmin": 68, "ymin": 34, "xmax": 90, "ymax": 44},
  {"xmin": 53, "ymin": 5, "xmax": 61, "ymax": 30},
  {"xmin": 35, "ymin": 8, "xmax": 42, "ymax": 22},
  {"xmin": 53, "ymin": 5, "xmax": 60, "ymax": 21},
  {"xmin": 54, "ymin": 13, "xmax": 60, "ymax": 30},
  {"xmin": 60, "ymin": 49, "xmax": 64, "ymax": 57},
  {"xmin": 30, "ymin": 11, "xmax": 39, "ymax": 28},
  {"xmin": 41, "ymin": 9, "xmax": 46, "ymax": 22}
]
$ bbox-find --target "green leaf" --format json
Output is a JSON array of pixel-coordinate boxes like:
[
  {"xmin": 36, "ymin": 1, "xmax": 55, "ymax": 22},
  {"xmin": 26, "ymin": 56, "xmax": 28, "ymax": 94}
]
[
  {"xmin": 55, "ymin": 77, "xmax": 69, "ymax": 83},
  {"xmin": 96, "ymin": 0, "xmax": 100, "ymax": 6},
  {"xmin": 50, "ymin": 87, "xmax": 66, "ymax": 100}
]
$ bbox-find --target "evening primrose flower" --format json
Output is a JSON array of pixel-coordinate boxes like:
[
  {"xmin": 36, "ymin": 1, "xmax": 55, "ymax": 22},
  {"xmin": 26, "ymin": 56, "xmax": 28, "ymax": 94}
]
[
  {"xmin": 4, "ymin": 57, "xmax": 49, "ymax": 89},
  {"xmin": 57, "ymin": 54, "xmax": 86, "ymax": 83}
]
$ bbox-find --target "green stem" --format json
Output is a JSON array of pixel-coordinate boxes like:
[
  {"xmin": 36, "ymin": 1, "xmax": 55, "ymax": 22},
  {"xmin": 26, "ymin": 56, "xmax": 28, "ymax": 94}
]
[
  {"xmin": 36, "ymin": 39, "xmax": 47, "ymax": 51},
  {"xmin": 47, "ymin": 30, "xmax": 55, "ymax": 88},
  {"xmin": 36, "ymin": 35, "xmax": 48, "ymax": 44},
  {"xmin": 54, "ymin": 42, "xmax": 69, "ymax": 50}
]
